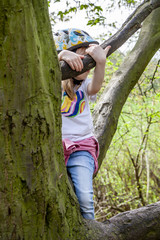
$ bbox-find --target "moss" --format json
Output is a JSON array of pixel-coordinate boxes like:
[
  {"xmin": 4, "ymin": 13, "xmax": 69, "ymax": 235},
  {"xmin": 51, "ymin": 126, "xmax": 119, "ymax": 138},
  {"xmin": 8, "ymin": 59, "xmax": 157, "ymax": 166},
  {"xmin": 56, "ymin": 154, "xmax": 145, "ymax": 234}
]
[{"xmin": 0, "ymin": 0, "xmax": 87, "ymax": 238}]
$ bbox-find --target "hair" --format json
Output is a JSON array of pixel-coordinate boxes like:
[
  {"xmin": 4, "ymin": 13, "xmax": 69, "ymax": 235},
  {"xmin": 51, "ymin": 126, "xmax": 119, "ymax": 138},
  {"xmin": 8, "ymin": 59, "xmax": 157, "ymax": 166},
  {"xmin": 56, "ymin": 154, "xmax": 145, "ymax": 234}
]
[
  {"xmin": 62, "ymin": 78, "xmax": 82, "ymax": 100},
  {"xmin": 62, "ymin": 79, "xmax": 74, "ymax": 100}
]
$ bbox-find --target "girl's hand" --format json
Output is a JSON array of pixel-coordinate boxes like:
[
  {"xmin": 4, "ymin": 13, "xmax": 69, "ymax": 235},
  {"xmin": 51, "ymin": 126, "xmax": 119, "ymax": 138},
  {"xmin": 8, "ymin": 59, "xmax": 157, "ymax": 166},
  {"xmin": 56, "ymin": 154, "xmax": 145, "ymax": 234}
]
[
  {"xmin": 85, "ymin": 44, "xmax": 111, "ymax": 65},
  {"xmin": 58, "ymin": 50, "xmax": 84, "ymax": 72}
]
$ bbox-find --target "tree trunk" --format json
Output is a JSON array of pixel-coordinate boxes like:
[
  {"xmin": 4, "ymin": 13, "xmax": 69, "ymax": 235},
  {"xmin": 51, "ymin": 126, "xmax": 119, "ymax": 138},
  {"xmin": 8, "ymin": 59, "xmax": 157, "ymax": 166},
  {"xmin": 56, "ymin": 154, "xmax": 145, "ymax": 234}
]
[
  {"xmin": 0, "ymin": 1, "xmax": 81, "ymax": 239},
  {"xmin": 0, "ymin": 1, "xmax": 160, "ymax": 240}
]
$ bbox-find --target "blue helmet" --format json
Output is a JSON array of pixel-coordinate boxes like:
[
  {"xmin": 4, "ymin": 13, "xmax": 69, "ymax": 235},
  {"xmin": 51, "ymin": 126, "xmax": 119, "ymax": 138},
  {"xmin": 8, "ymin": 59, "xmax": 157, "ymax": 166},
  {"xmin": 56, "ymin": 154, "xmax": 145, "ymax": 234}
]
[{"xmin": 54, "ymin": 28, "xmax": 99, "ymax": 52}]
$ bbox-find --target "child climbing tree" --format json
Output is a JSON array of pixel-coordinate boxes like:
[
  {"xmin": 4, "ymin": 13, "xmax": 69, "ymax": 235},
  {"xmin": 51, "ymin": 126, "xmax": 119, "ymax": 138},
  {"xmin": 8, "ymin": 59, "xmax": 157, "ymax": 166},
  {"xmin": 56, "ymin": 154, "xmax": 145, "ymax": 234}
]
[{"xmin": 0, "ymin": 0, "xmax": 160, "ymax": 239}]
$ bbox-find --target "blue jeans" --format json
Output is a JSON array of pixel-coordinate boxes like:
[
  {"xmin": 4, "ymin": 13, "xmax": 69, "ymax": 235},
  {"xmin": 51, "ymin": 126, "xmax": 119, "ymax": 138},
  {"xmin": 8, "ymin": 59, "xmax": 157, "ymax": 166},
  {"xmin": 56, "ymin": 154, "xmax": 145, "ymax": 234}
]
[{"xmin": 67, "ymin": 151, "xmax": 95, "ymax": 219}]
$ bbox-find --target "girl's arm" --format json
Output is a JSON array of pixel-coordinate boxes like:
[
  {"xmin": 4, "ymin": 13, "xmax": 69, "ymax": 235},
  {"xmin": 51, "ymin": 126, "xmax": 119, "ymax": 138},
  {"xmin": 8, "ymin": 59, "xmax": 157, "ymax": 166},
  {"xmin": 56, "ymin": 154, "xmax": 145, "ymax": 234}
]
[
  {"xmin": 86, "ymin": 45, "xmax": 111, "ymax": 96},
  {"xmin": 58, "ymin": 50, "xmax": 84, "ymax": 72}
]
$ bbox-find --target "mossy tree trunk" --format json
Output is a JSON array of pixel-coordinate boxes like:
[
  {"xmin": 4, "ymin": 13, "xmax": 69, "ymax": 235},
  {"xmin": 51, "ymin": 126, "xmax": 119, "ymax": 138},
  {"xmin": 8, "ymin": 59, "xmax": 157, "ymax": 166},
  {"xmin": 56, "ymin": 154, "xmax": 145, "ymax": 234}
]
[
  {"xmin": 0, "ymin": 1, "xmax": 160, "ymax": 240},
  {"xmin": 0, "ymin": 1, "xmax": 83, "ymax": 239}
]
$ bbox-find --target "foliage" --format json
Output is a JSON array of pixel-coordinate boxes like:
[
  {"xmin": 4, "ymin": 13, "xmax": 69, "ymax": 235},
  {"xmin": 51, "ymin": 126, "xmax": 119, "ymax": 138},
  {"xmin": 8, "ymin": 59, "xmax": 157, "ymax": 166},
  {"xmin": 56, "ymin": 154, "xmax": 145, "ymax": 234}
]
[
  {"xmin": 49, "ymin": 0, "xmax": 139, "ymax": 29},
  {"xmin": 93, "ymin": 55, "xmax": 160, "ymax": 222},
  {"xmin": 49, "ymin": 0, "xmax": 105, "ymax": 26}
]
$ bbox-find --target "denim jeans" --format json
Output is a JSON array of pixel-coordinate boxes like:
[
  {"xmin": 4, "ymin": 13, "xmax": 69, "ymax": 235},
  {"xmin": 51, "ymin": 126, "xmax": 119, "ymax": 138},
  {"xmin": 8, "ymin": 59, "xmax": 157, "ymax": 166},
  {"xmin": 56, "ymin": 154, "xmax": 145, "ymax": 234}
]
[{"xmin": 67, "ymin": 151, "xmax": 95, "ymax": 219}]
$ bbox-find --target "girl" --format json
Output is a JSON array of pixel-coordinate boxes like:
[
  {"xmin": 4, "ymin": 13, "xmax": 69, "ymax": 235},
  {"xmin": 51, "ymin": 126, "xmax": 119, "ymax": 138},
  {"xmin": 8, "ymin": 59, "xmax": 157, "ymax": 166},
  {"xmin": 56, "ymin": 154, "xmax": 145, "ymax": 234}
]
[{"xmin": 54, "ymin": 28, "xmax": 111, "ymax": 219}]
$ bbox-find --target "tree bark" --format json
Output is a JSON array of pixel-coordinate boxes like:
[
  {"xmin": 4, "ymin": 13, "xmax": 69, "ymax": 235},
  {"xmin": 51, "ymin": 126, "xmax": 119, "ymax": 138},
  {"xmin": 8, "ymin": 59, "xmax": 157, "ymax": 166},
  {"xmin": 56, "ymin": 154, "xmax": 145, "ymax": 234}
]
[
  {"xmin": 85, "ymin": 201, "xmax": 160, "ymax": 240},
  {"xmin": 60, "ymin": 0, "xmax": 160, "ymax": 80},
  {"xmin": 0, "ymin": 0, "xmax": 81, "ymax": 239}
]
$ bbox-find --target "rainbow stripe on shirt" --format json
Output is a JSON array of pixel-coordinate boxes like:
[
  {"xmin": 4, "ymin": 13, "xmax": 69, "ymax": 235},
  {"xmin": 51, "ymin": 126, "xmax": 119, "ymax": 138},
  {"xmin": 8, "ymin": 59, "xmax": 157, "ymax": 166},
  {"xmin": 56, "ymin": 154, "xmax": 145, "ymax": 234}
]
[{"xmin": 61, "ymin": 90, "xmax": 86, "ymax": 117}]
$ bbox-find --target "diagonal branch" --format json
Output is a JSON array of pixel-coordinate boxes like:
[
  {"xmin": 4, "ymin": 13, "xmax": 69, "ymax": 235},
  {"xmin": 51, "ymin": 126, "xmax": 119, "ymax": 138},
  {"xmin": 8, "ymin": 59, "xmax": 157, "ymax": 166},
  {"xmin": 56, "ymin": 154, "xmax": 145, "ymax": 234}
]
[
  {"xmin": 93, "ymin": 7, "xmax": 160, "ymax": 173},
  {"xmin": 60, "ymin": 0, "xmax": 160, "ymax": 80}
]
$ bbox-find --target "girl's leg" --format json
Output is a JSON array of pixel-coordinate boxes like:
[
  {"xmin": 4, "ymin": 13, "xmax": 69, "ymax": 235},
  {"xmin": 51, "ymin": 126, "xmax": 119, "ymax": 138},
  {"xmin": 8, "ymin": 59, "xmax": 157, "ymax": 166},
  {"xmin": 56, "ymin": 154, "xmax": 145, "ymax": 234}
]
[{"xmin": 67, "ymin": 151, "xmax": 95, "ymax": 220}]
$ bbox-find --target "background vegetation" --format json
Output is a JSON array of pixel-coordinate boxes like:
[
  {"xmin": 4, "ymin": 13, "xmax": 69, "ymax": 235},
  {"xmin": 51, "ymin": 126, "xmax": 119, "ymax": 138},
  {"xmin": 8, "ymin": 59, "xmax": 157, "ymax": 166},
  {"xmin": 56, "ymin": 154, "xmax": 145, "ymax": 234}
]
[{"xmin": 93, "ymin": 54, "xmax": 160, "ymax": 221}]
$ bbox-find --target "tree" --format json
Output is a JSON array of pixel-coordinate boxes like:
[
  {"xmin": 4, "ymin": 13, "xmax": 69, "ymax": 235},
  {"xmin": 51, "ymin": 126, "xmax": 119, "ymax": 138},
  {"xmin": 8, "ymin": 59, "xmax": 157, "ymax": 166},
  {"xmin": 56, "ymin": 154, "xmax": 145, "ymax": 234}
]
[{"xmin": 0, "ymin": 0, "xmax": 160, "ymax": 239}]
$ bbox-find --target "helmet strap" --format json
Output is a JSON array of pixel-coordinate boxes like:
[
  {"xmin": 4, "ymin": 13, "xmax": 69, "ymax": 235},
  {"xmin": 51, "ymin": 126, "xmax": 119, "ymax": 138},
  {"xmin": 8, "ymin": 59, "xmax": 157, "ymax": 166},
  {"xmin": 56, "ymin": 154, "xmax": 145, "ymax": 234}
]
[{"xmin": 72, "ymin": 77, "xmax": 84, "ymax": 85}]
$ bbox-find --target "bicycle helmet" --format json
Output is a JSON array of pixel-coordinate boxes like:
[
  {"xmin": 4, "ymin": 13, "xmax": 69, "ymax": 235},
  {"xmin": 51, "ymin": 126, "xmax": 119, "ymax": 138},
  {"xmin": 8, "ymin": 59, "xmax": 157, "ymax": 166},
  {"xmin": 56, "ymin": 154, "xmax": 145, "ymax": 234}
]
[{"xmin": 54, "ymin": 28, "xmax": 99, "ymax": 53}]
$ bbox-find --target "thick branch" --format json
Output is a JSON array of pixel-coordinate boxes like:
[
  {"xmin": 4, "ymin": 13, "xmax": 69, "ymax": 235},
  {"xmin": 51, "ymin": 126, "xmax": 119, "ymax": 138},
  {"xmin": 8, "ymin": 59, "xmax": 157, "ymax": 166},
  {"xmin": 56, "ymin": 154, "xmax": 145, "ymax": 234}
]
[
  {"xmin": 85, "ymin": 202, "xmax": 160, "ymax": 240},
  {"xmin": 60, "ymin": 0, "xmax": 160, "ymax": 80},
  {"xmin": 93, "ymin": 8, "xmax": 160, "ymax": 172}
]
